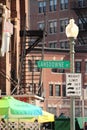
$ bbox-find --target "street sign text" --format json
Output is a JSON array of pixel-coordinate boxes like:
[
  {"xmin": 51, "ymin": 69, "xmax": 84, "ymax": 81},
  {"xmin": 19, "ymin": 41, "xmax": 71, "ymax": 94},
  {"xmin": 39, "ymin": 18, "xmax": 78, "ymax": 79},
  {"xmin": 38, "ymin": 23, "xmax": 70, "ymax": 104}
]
[{"xmin": 37, "ymin": 60, "xmax": 70, "ymax": 68}]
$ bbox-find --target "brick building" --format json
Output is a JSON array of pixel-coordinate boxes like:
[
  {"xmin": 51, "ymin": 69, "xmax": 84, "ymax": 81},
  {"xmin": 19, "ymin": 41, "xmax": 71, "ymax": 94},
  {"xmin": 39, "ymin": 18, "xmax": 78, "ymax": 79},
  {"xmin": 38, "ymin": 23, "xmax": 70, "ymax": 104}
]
[
  {"xmin": 0, "ymin": 0, "xmax": 87, "ymax": 117},
  {"xmin": 22, "ymin": 0, "xmax": 87, "ymax": 117}
]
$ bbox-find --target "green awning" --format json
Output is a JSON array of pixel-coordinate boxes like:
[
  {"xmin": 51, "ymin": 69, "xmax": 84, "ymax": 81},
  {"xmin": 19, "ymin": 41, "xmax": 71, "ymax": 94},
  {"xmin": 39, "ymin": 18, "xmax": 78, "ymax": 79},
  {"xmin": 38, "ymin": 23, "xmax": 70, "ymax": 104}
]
[
  {"xmin": 55, "ymin": 118, "xmax": 70, "ymax": 130},
  {"xmin": 54, "ymin": 117, "xmax": 87, "ymax": 130},
  {"xmin": 76, "ymin": 117, "xmax": 87, "ymax": 129}
]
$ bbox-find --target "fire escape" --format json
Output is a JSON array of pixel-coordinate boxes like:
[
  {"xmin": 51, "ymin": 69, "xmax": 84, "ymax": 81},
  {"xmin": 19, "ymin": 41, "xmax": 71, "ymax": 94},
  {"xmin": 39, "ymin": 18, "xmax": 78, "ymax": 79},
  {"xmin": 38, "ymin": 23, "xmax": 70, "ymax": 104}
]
[
  {"xmin": 20, "ymin": 28, "xmax": 43, "ymax": 96},
  {"xmin": 71, "ymin": 1, "xmax": 87, "ymax": 45}
]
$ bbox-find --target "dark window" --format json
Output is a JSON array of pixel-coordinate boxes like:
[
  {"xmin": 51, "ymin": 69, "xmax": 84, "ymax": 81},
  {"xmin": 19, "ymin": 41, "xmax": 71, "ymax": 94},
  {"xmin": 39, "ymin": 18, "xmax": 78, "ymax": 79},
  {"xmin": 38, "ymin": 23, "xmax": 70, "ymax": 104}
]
[
  {"xmin": 49, "ymin": 84, "xmax": 53, "ymax": 96},
  {"xmin": 49, "ymin": 0, "xmax": 57, "ymax": 11},
  {"xmin": 85, "ymin": 62, "xmax": 87, "ymax": 73},
  {"xmin": 49, "ymin": 21, "xmax": 57, "ymax": 34},
  {"xmin": 38, "ymin": 1, "xmax": 46, "ymax": 13},
  {"xmin": 78, "ymin": 0, "xmax": 86, "ymax": 7},
  {"xmin": 51, "ymin": 68, "xmax": 65, "ymax": 73},
  {"xmin": 55, "ymin": 84, "xmax": 61, "ymax": 96},
  {"xmin": 28, "ymin": 60, "xmax": 32, "ymax": 72},
  {"xmin": 60, "ymin": 19, "xmax": 68, "ymax": 32},
  {"xmin": 38, "ymin": 22, "xmax": 44, "ymax": 30},
  {"xmin": 28, "ymin": 60, "xmax": 40, "ymax": 72},
  {"xmin": 60, "ymin": 41, "xmax": 69, "ymax": 49},
  {"xmin": 49, "ymin": 42, "xmax": 57, "ymax": 48},
  {"xmin": 28, "ymin": 39, "xmax": 34, "ymax": 46},
  {"xmin": 75, "ymin": 61, "xmax": 81, "ymax": 73},
  {"xmin": 35, "ymin": 60, "xmax": 40, "ymax": 72},
  {"xmin": 60, "ymin": 0, "xmax": 68, "ymax": 10},
  {"xmin": 62, "ymin": 85, "xmax": 66, "ymax": 97}
]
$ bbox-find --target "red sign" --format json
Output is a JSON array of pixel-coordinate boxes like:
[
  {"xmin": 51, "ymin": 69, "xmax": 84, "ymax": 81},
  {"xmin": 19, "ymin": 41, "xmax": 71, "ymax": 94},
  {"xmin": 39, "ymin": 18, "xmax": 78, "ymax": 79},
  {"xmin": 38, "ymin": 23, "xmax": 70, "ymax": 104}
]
[{"xmin": 15, "ymin": 97, "xmax": 29, "ymax": 103}]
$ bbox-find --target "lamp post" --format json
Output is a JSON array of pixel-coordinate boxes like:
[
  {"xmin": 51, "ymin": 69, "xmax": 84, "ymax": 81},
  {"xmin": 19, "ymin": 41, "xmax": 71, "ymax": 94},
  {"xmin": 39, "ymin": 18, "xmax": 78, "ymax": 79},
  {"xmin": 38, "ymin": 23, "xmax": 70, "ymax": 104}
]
[{"xmin": 65, "ymin": 19, "xmax": 79, "ymax": 130}]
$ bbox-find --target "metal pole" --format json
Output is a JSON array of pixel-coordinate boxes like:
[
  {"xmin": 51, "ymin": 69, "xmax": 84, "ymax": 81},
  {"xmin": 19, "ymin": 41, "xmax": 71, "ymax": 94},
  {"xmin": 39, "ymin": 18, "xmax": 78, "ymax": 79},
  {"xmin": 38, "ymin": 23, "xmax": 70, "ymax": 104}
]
[
  {"xmin": 70, "ymin": 37, "xmax": 75, "ymax": 130},
  {"xmin": 32, "ymin": 56, "xmax": 34, "ymax": 94}
]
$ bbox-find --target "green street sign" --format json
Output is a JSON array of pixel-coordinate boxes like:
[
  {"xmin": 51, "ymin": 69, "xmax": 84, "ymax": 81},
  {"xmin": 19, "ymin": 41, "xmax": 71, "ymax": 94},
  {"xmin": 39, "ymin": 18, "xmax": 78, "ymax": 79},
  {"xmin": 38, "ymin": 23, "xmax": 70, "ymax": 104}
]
[{"xmin": 37, "ymin": 60, "xmax": 70, "ymax": 68}]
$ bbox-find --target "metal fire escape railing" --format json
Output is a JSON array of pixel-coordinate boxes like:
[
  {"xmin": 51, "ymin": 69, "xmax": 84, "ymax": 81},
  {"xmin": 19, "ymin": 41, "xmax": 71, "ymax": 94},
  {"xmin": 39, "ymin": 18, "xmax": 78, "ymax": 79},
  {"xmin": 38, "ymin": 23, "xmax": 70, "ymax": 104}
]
[
  {"xmin": 71, "ymin": 1, "xmax": 87, "ymax": 45},
  {"xmin": 20, "ymin": 30, "xmax": 43, "ymax": 55},
  {"xmin": 0, "ymin": 69, "xmax": 18, "ymax": 95},
  {"xmin": 20, "ymin": 18, "xmax": 43, "ymax": 95}
]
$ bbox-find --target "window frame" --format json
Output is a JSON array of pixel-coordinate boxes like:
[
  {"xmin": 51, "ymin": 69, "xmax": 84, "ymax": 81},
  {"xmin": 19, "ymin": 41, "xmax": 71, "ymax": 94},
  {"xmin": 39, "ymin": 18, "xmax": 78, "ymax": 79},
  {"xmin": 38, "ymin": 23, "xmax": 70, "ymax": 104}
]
[
  {"xmin": 55, "ymin": 84, "xmax": 61, "ymax": 96},
  {"xmin": 38, "ymin": 22, "xmax": 44, "ymax": 30},
  {"xmin": 85, "ymin": 61, "xmax": 87, "ymax": 73},
  {"xmin": 49, "ymin": 41, "xmax": 57, "ymax": 48},
  {"xmin": 49, "ymin": 20, "xmax": 57, "ymax": 34},
  {"xmin": 62, "ymin": 85, "xmax": 66, "ymax": 97},
  {"xmin": 60, "ymin": 19, "xmax": 68, "ymax": 33},
  {"xmin": 49, "ymin": 84, "xmax": 53, "ymax": 96},
  {"xmin": 60, "ymin": 0, "xmax": 68, "ymax": 10},
  {"xmin": 75, "ymin": 61, "xmax": 81, "ymax": 73},
  {"xmin": 49, "ymin": 0, "xmax": 57, "ymax": 11},
  {"xmin": 60, "ymin": 40, "xmax": 69, "ymax": 49},
  {"xmin": 28, "ymin": 59, "xmax": 32, "ymax": 72},
  {"xmin": 38, "ymin": 1, "xmax": 46, "ymax": 13}
]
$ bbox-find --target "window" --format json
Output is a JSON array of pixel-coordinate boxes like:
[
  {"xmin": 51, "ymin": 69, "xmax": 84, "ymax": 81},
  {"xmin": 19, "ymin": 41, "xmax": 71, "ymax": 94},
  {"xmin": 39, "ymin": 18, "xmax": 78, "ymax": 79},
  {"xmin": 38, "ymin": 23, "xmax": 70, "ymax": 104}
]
[
  {"xmin": 55, "ymin": 84, "xmax": 61, "ymax": 96},
  {"xmin": 60, "ymin": 19, "xmax": 68, "ymax": 32},
  {"xmin": 62, "ymin": 85, "xmax": 66, "ymax": 97},
  {"xmin": 28, "ymin": 60, "xmax": 32, "ymax": 72},
  {"xmin": 60, "ymin": 41, "xmax": 69, "ymax": 49},
  {"xmin": 78, "ymin": 0, "xmax": 86, "ymax": 7},
  {"xmin": 38, "ymin": 1, "xmax": 46, "ymax": 13},
  {"xmin": 75, "ymin": 61, "xmax": 81, "ymax": 73},
  {"xmin": 49, "ymin": 0, "xmax": 57, "ymax": 11},
  {"xmin": 78, "ymin": 19, "xmax": 84, "ymax": 30},
  {"xmin": 49, "ymin": 21, "xmax": 57, "ymax": 34},
  {"xmin": 60, "ymin": 0, "xmax": 68, "ymax": 10},
  {"xmin": 49, "ymin": 41, "xmax": 57, "ymax": 48},
  {"xmin": 28, "ymin": 39, "xmax": 34, "ymax": 46},
  {"xmin": 78, "ymin": 18, "xmax": 87, "ymax": 30},
  {"xmin": 38, "ymin": 22, "xmax": 44, "ymax": 30},
  {"xmin": 51, "ymin": 68, "xmax": 65, "ymax": 73},
  {"xmin": 85, "ymin": 62, "xmax": 87, "ymax": 73},
  {"xmin": 34, "ymin": 60, "xmax": 40, "ymax": 72},
  {"xmin": 49, "ymin": 84, "xmax": 53, "ymax": 96},
  {"xmin": 28, "ymin": 60, "xmax": 40, "ymax": 72}
]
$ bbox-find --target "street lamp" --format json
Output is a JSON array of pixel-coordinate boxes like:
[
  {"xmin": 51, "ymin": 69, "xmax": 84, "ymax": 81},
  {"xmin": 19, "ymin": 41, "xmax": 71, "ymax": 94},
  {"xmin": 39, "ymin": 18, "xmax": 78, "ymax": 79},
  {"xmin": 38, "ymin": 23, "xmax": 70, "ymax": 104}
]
[{"xmin": 65, "ymin": 19, "xmax": 79, "ymax": 130}]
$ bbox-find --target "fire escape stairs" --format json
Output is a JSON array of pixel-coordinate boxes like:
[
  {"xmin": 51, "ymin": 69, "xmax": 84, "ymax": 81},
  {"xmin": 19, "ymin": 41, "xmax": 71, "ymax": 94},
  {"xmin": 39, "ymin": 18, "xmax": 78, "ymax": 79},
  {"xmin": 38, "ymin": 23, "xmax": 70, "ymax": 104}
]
[
  {"xmin": 71, "ymin": 1, "xmax": 87, "ymax": 45},
  {"xmin": 20, "ymin": 30, "xmax": 43, "ymax": 55},
  {"xmin": 20, "ymin": 30, "xmax": 43, "ymax": 96}
]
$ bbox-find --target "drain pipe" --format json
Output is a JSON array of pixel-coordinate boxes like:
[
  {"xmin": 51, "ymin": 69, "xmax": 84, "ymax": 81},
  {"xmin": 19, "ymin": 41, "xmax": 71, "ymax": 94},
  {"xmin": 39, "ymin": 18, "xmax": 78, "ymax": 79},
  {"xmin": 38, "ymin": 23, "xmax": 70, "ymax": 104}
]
[{"xmin": 1, "ymin": 4, "xmax": 7, "ymax": 56}]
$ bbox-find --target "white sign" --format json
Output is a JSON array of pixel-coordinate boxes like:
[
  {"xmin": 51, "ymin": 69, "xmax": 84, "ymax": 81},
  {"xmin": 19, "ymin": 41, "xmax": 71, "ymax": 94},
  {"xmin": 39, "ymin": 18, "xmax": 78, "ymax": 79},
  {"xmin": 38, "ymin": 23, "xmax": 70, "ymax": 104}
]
[
  {"xmin": 66, "ymin": 73, "xmax": 82, "ymax": 96},
  {"xmin": 3, "ymin": 21, "xmax": 13, "ymax": 34},
  {"xmin": 1, "ymin": 21, "xmax": 13, "ymax": 56}
]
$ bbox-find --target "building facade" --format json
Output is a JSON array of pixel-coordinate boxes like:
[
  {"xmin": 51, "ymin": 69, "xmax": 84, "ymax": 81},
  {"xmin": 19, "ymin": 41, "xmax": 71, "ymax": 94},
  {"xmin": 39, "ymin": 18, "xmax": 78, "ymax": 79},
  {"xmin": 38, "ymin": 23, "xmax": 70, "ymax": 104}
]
[
  {"xmin": 0, "ymin": 0, "xmax": 87, "ymax": 118},
  {"xmin": 24, "ymin": 0, "xmax": 87, "ymax": 117}
]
